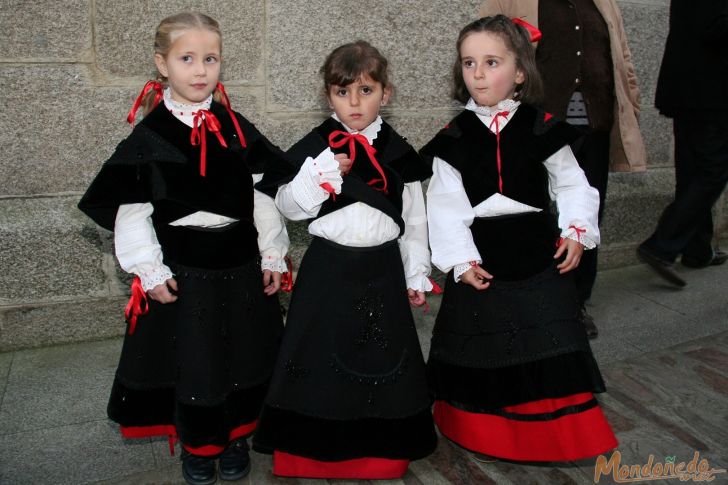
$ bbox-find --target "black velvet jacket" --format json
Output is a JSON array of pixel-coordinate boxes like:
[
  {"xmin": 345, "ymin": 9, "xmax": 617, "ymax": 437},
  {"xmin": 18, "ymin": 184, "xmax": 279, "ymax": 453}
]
[
  {"xmin": 79, "ymin": 101, "xmax": 285, "ymax": 232},
  {"xmin": 256, "ymin": 117, "xmax": 431, "ymax": 236}
]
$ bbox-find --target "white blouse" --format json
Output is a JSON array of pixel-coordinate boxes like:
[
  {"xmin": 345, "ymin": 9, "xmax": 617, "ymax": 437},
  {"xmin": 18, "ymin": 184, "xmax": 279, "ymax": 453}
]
[
  {"xmin": 427, "ymin": 99, "xmax": 600, "ymax": 282},
  {"xmin": 114, "ymin": 89, "xmax": 289, "ymax": 291},
  {"xmin": 275, "ymin": 115, "xmax": 433, "ymax": 292}
]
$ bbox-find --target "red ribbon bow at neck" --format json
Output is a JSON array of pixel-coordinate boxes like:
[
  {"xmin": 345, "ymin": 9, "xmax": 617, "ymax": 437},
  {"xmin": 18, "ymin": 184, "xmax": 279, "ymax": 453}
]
[
  {"xmin": 327, "ymin": 130, "xmax": 388, "ymax": 194},
  {"xmin": 191, "ymin": 110, "xmax": 228, "ymax": 177},
  {"xmin": 489, "ymin": 110, "xmax": 510, "ymax": 194}
]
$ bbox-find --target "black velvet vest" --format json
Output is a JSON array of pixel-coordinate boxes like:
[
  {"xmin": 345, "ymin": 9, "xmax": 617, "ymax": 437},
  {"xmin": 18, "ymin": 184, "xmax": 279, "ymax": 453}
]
[
  {"xmin": 257, "ymin": 117, "xmax": 431, "ymax": 236},
  {"xmin": 79, "ymin": 101, "xmax": 285, "ymax": 232},
  {"xmin": 420, "ymin": 104, "xmax": 580, "ymax": 209}
]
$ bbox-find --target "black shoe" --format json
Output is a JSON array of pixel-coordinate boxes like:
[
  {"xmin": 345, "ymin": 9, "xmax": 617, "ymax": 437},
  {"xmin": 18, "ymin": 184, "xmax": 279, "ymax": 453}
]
[
  {"xmin": 681, "ymin": 250, "xmax": 728, "ymax": 268},
  {"xmin": 181, "ymin": 449, "xmax": 217, "ymax": 485},
  {"xmin": 218, "ymin": 438, "xmax": 251, "ymax": 481},
  {"xmin": 579, "ymin": 306, "xmax": 598, "ymax": 339},
  {"xmin": 636, "ymin": 245, "xmax": 686, "ymax": 287}
]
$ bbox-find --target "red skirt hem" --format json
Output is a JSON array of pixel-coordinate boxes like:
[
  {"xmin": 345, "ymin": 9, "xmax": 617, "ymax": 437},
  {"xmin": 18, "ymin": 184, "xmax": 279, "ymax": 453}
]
[
  {"xmin": 273, "ymin": 451, "xmax": 409, "ymax": 479},
  {"xmin": 119, "ymin": 421, "xmax": 257, "ymax": 457},
  {"xmin": 434, "ymin": 394, "xmax": 617, "ymax": 462}
]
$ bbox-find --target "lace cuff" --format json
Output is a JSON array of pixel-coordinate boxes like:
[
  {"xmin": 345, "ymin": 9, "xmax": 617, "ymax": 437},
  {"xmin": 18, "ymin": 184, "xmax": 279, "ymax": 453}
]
[
  {"xmin": 138, "ymin": 265, "xmax": 174, "ymax": 291},
  {"xmin": 261, "ymin": 256, "xmax": 288, "ymax": 273},
  {"xmin": 561, "ymin": 225, "xmax": 597, "ymax": 249},
  {"xmin": 406, "ymin": 273, "xmax": 434, "ymax": 293},
  {"xmin": 290, "ymin": 149, "xmax": 342, "ymax": 212},
  {"xmin": 453, "ymin": 261, "xmax": 480, "ymax": 282}
]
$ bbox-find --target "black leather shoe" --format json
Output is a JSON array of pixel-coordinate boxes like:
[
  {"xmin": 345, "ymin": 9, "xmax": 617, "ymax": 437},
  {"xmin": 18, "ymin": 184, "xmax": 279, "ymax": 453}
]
[
  {"xmin": 579, "ymin": 307, "xmax": 598, "ymax": 339},
  {"xmin": 218, "ymin": 438, "xmax": 251, "ymax": 481},
  {"xmin": 636, "ymin": 245, "xmax": 686, "ymax": 287},
  {"xmin": 181, "ymin": 449, "xmax": 217, "ymax": 485},
  {"xmin": 681, "ymin": 250, "xmax": 728, "ymax": 268}
]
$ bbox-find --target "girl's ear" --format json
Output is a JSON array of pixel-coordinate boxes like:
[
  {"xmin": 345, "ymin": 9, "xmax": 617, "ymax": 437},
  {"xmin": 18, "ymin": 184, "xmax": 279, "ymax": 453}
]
[
  {"xmin": 381, "ymin": 85, "xmax": 393, "ymax": 106},
  {"xmin": 515, "ymin": 68, "xmax": 525, "ymax": 86},
  {"xmin": 155, "ymin": 53, "xmax": 169, "ymax": 78}
]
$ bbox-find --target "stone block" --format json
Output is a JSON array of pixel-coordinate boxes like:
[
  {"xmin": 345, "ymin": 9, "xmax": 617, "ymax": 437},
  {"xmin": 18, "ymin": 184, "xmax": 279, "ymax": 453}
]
[
  {"xmin": 639, "ymin": 107, "xmax": 673, "ymax": 168},
  {"xmin": 0, "ymin": 297, "xmax": 127, "ymax": 352},
  {"xmin": 267, "ymin": 0, "xmax": 482, "ymax": 111},
  {"xmin": 94, "ymin": 0, "xmax": 265, "ymax": 83},
  {"xmin": 0, "ymin": 197, "xmax": 113, "ymax": 304},
  {"xmin": 0, "ymin": 1, "xmax": 92, "ymax": 61},
  {"xmin": 0, "ymin": 338, "xmax": 121, "ymax": 435}
]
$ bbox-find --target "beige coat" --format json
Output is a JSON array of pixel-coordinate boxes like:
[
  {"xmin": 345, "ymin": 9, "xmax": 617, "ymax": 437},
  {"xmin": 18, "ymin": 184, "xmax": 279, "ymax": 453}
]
[{"xmin": 479, "ymin": 0, "xmax": 646, "ymax": 172}]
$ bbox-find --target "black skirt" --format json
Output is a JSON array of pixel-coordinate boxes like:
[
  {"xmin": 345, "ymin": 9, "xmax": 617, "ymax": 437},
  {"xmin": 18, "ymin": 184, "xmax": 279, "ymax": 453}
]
[
  {"xmin": 253, "ymin": 237, "xmax": 437, "ymax": 461},
  {"xmin": 107, "ymin": 256, "xmax": 283, "ymax": 450}
]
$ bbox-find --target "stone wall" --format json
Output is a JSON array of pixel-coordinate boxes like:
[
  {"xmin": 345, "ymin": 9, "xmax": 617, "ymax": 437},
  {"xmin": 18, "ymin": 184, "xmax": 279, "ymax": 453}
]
[{"xmin": 1, "ymin": 0, "xmax": 725, "ymax": 351}]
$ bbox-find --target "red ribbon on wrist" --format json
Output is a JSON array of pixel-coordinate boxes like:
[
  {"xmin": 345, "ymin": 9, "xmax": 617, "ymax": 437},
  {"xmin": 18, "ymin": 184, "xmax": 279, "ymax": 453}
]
[
  {"xmin": 124, "ymin": 276, "xmax": 149, "ymax": 335},
  {"xmin": 280, "ymin": 256, "xmax": 294, "ymax": 293},
  {"xmin": 127, "ymin": 81, "xmax": 164, "ymax": 126},
  {"xmin": 328, "ymin": 130, "xmax": 388, "ymax": 194},
  {"xmin": 568, "ymin": 225, "xmax": 586, "ymax": 243},
  {"xmin": 191, "ymin": 110, "xmax": 228, "ymax": 177}
]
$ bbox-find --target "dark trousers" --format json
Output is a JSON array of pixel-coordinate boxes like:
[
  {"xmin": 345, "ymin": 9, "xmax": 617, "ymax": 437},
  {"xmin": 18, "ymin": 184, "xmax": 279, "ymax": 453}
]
[
  {"xmin": 571, "ymin": 130, "xmax": 610, "ymax": 305},
  {"xmin": 643, "ymin": 117, "xmax": 728, "ymax": 263}
]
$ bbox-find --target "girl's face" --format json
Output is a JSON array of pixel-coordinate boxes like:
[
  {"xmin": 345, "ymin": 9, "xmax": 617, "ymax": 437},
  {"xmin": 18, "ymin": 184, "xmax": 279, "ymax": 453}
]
[
  {"xmin": 155, "ymin": 28, "xmax": 221, "ymax": 105},
  {"xmin": 460, "ymin": 31, "xmax": 524, "ymax": 108},
  {"xmin": 327, "ymin": 75, "xmax": 390, "ymax": 132}
]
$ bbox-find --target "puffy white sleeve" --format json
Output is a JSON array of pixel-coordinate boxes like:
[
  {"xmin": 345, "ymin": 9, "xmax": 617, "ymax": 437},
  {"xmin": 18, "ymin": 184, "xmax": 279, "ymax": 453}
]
[
  {"xmin": 545, "ymin": 145, "xmax": 601, "ymax": 249},
  {"xmin": 252, "ymin": 174, "xmax": 290, "ymax": 273},
  {"xmin": 275, "ymin": 148, "xmax": 342, "ymax": 220},
  {"xmin": 426, "ymin": 157, "xmax": 482, "ymax": 278},
  {"xmin": 398, "ymin": 182, "xmax": 433, "ymax": 292},
  {"xmin": 114, "ymin": 203, "xmax": 174, "ymax": 291}
]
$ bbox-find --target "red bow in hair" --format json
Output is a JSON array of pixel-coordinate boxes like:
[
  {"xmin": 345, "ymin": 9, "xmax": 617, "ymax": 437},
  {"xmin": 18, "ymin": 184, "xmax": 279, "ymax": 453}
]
[
  {"xmin": 512, "ymin": 18, "xmax": 542, "ymax": 42},
  {"xmin": 327, "ymin": 130, "xmax": 388, "ymax": 194},
  {"xmin": 190, "ymin": 110, "xmax": 228, "ymax": 176},
  {"xmin": 127, "ymin": 80, "xmax": 164, "ymax": 126},
  {"xmin": 215, "ymin": 82, "xmax": 247, "ymax": 148}
]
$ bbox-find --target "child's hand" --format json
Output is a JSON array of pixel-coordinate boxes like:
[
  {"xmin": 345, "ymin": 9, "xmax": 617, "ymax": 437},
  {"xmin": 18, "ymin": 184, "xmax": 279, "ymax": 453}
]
[
  {"xmin": 460, "ymin": 265, "xmax": 493, "ymax": 291},
  {"xmin": 334, "ymin": 153, "xmax": 353, "ymax": 175},
  {"xmin": 554, "ymin": 238, "xmax": 584, "ymax": 274},
  {"xmin": 147, "ymin": 278, "xmax": 178, "ymax": 303},
  {"xmin": 407, "ymin": 289, "xmax": 426, "ymax": 307},
  {"xmin": 263, "ymin": 269, "xmax": 281, "ymax": 295}
]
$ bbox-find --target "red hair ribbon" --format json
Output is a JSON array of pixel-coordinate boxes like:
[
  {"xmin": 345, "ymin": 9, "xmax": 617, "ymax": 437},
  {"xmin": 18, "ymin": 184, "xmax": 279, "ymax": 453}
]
[
  {"xmin": 328, "ymin": 130, "xmax": 388, "ymax": 194},
  {"xmin": 127, "ymin": 80, "xmax": 164, "ymax": 126},
  {"xmin": 124, "ymin": 276, "xmax": 149, "ymax": 335},
  {"xmin": 215, "ymin": 82, "xmax": 247, "ymax": 148},
  {"xmin": 191, "ymin": 110, "xmax": 228, "ymax": 177},
  {"xmin": 488, "ymin": 111, "xmax": 510, "ymax": 194},
  {"xmin": 280, "ymin": 256, "xmax": 294, "ymax": 293},
  {"xmin": 512, "ymin": 18, "xmax": 542, "ymax": 43}
]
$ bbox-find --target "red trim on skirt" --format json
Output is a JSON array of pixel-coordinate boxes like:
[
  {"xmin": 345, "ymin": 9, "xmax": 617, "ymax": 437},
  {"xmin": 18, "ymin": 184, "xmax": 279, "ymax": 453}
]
[
  {"xmin": 433, "ymin": 394, "xmax": 617, "ymax": 462},
  {"xmin": 120, "ymin": 420, "xmax": 258, "ymax": 457},
  {"xmin": 273, "ymin": 451, "xmax": 409, "ymax": 479}
]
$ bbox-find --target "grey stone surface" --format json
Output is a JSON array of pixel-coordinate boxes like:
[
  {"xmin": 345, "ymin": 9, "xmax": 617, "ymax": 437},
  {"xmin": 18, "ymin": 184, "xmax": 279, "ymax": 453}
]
[
  {"xmin": 267, "ymin": 0, "xmax": 482, "ymax": 111},
  {"xmin": 0, "ymin": 338, "xmax": 120, "ymax": 435},
  {"xmin": 94, "ymin": 1, "xmax": 265, "ymax": 83},
  {"xmin": 0, "ymin": 297, "xmax": 127, "ymax": 352},
  {"xmin": 0, "ymin": 66, "xmax": 130, "ymax": 195},
  {"xmin": 0, "ymin": 420, "xmax": 156, "ymax": 485},
  {"xmin": 0, "ymin": 1, "xmax": 92, "ymax": 61},
  {"xmin": 0, "ymin": 197, "xmax": 112, "ymax": 304},
  {"xmin": 637, "ymin": 107, "xmax": 673, "ymax": 168},
  {"xmin": 0, "ymin": 352, "xmax": 12, "ymax": 409}
]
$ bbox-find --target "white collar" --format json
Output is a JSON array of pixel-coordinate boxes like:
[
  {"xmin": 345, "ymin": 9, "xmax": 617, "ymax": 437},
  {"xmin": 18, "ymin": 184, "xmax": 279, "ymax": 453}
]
[
  {"xmin": 163, "ymin": 88, "xmax": 213, "ymax": 127},
  {"xmin": 331, "ymin": 113, "xmax": 383, "ymax": 144},
  {"xmin": 466, "ymin": 98, "xmax": 520, "ymax": 117}
]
